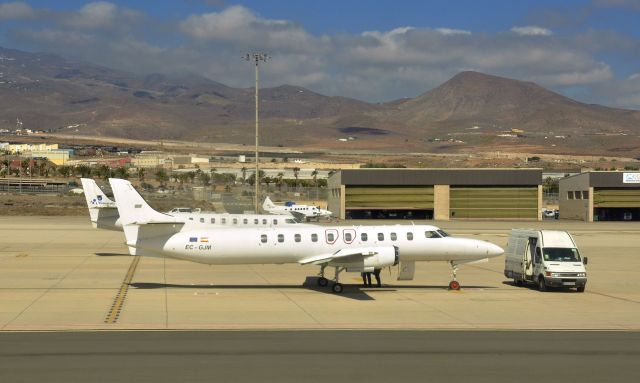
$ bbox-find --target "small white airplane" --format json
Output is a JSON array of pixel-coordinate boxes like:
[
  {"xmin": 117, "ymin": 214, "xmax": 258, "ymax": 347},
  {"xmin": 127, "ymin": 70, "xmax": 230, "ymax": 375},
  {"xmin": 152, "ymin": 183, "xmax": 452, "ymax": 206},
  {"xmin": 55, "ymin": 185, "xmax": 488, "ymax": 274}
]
[
  {"xmin": 110, "ymin": 178, "xmax": 504, "ymax": 293},
  {"xmin": 81, "ymin": 178, "xmax": 303, "ymax": 233},
  {"xmin": 263, "ymin": 196, "xmax": 332, "ymax": 221}
]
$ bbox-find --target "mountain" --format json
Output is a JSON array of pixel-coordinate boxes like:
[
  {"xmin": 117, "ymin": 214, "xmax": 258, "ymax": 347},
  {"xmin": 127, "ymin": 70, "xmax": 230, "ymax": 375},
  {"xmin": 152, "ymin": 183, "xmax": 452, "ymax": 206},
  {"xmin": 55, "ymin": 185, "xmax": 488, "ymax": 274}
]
[{"xmin": 1, "ymin": 47, "xmax": 640, "ymax": 155}]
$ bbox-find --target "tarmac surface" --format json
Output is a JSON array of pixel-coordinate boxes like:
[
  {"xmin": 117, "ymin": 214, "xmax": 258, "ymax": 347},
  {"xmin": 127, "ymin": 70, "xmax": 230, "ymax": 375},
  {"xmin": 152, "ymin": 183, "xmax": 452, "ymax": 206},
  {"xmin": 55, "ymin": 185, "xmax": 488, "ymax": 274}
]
[
  {"xmin": 1, "ymin": 216, "xmax": 639, "ymax": 330},
  {"xmin": 1, "ymin": 330, "xmax": 638, "ymax": 383}
]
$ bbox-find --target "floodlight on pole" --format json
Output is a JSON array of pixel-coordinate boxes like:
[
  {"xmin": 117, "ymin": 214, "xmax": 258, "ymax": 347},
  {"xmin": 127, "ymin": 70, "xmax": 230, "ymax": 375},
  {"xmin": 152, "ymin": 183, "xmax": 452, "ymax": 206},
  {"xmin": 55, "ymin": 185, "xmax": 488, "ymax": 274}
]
[{"xmin": 244, "ymin": 53, "xmax": 268, "ymax": 213}]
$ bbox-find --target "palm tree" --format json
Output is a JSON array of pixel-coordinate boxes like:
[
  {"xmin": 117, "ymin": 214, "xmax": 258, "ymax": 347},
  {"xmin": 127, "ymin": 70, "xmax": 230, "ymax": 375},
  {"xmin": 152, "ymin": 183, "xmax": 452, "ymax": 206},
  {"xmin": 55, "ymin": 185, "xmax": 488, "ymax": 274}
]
[
  {"xmin": 137, "ymin": 167, "xmax": 146, "ymax": 182},
  {"xmin": 241, "ymin": 167, "xmax": 247, "ymax": 184},
  {"xmin": 1, "ymin": 159, "xmax": 9, "ymax": 177},
  {"xmin": 38, "ymin": 161, "xmax": 47, "ymax": 177},
  {"xmin": 276, "ymin": 172, "xmax": 284, "ymax": 191},
  {"xmin": 114, "ymin": 167, "xmax": 129, "ymax": 179},
  {"xmin": 20, "ymin": 159, "xmax": 30, "ymax": 176},
  {"xmin": 154, "ymin": 168, "xmax": 169, "ymax": 187},
  {"xmin": 293, "ymin": 167, "xmax": 300, "ymax": 188},
  {"xmin": 311, "ymin": 169, "xmax": 318, "ymax": 199}
]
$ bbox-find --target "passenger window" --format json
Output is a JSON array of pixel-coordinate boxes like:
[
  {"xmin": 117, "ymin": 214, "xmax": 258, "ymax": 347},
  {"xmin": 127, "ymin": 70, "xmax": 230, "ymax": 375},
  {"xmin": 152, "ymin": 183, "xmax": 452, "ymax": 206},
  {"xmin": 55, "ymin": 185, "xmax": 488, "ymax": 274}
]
[
  {"xmin": 233, "ymin": 218, "xmax": 238, "ymax": 224},
  {"xmin": 254, "ymin": 219, "xmax": 259, "ymax": 224},
  {"xmin": 378, "ymin": 233, "xmax": 384, "ymax": 241},
  {"xmin": 221, "ymin": 218, "xmax": 226, "ymax": 224},
  {"xmin": 328, "ymin": 233, "xmax": 335, "ymax": 242},
  {"xmin": 260, "ymin": 234, "xmax": 267, "ymax": 243},
  {"xmin": 407, "ymin": 232, "xmax": 413, "ymax": 240},
  {"xmin": 294, "ymin": 234, "xmax": 301, "ymax": 242},
  {"xmin": 189, "ymin": 217, "xmax": 193, "ymax": 221},
  {"xmin": 425, "ymin": 231, "xmax": 439, "ymax": 238},
  {"xmin": 361, "ymin": 233, "xmax": 368, "ymax": 241},
  {"xmin": 210, "ymin": 218, "xmax": 215, "ymax": 224},
  {"xmin": 390, "ymin": 232, "xmax": 397, "ymax": 241},
  {"xmin": 200, "ymin": 218, "xmax": 204, "ymax": 223},
  {"xmin": 345, "ymin": 232, "xmax": 352, "ymax": 242},
  {"xmin": 273, "ymin": 219, "xmax": 278, "ymax": 225},
  {"xmin": 278, "ymin": 234, "xmax": 284, "ymax": 243},
  {"xmin": 311, "ymin": 233, "xmax": 318, "ymax": 242},
  {"xmin": 243, "ymin": 218, "xmax": 248, "ymax": 224},
  {"xmin": 262, "ymin": 219, "xmax": 267, "ymax": 225}
]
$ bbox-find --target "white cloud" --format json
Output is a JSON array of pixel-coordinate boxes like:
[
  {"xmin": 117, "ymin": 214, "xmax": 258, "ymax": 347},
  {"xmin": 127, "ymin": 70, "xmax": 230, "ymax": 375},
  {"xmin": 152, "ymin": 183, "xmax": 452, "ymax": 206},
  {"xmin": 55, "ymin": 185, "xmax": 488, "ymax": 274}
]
[
  {"xmin": 511, "ymin": 26, "xmax": 553, "ymax": 36},
  {"xmin": 0, "ymin": 2, "xmax": 36, "ymax": 20},
  {"xmin": 435, "ymin": 28, "xmax": 472, "ymax": 36}
]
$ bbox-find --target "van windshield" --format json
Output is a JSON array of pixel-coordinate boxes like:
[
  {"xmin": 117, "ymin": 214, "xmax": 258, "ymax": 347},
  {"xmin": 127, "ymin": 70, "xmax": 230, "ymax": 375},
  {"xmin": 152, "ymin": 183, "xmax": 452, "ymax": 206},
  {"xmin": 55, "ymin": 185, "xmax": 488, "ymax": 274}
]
[{"xmin": 542, "ymin": 248, "xmax": 581, "ymax": 262}]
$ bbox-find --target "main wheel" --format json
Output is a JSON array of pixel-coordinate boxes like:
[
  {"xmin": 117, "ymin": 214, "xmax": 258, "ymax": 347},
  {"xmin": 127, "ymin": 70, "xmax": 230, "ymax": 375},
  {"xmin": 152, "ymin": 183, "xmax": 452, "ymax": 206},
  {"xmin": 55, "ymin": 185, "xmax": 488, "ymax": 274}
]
[
  {"xmin": 317, "ymin": 277, "xmax": 328, "ymax": 287},
  {"xmin": 577, "ymin": 285, "xmax": 586, "ymax": 293},
  {"xmin": 448, "ymin": 280, "xmax": 461, "ymax": 290},
  {"xmin": 332, "ymin": 283, "xmax": 344, "ymax": 294},
  {"xmin": 538, "ymin": 277, "xmax": 547, "ymax": 292}
]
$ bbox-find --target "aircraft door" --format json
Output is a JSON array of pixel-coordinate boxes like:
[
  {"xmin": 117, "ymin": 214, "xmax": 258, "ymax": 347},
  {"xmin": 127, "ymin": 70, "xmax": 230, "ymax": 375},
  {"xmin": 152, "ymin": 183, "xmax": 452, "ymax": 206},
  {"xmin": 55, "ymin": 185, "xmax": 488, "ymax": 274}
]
[
  {"xmin": 325, "ymin": 229, "xmax": 338, "ymax": 244},
  {"xmin": 342, "ymin": 229, "xmax": 355, "ymax": 244}
]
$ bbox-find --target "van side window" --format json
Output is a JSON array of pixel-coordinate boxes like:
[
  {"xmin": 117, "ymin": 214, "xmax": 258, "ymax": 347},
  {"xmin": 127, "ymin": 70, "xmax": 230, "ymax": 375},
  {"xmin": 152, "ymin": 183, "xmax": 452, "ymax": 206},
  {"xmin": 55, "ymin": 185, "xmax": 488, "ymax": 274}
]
[
  {"xmin": 210, "ymin": 218, "xmax": 216, "ymax": 224},
  {"xmin": 361, "ymin": 233, "xmax": 368, "ymax": 241},
  {"xmin": 294, "ymin": 234, "xmax": 301, "ymax": 242},
  {"xmin": 390, "ymin": 232, "xmax": 397, "ymax": 241},
  {"xmin": 278, "ymin": 234, "xmax": 284, "ymax": 243},
  {"xmin": 535, "ymin": 247, "xmax": 542, "ymax": 263},
  {"xmin": 378, "ymin": 233, "xmax": 384, "ymax": 241},
  {"xmin": 260, "ymin": 234, "xmax": 267, "ymax": 243},
  {"xmin": 311, "ymin": 233, "xmax": 318, "ymax": 242},
  {"xmin": 406, "ymin": 232, "xmax": 413, "ymax": 240}
]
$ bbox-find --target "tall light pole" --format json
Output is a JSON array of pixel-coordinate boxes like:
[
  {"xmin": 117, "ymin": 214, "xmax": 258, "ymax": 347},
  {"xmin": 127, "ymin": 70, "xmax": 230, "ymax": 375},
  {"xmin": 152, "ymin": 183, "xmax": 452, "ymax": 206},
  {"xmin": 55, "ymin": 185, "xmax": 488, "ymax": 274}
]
[{"xmin": 244, "ymin": 53, "xmax": 268, "ymax": 213}]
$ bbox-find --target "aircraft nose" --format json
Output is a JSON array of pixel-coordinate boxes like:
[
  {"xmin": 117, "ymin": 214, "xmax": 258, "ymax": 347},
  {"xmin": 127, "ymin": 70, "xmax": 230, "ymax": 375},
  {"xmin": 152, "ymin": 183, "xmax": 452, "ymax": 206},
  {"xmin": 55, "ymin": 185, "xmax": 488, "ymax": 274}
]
[{"xmin": 485, "ymin": 242, "xmax": 504, "ymax": 258}]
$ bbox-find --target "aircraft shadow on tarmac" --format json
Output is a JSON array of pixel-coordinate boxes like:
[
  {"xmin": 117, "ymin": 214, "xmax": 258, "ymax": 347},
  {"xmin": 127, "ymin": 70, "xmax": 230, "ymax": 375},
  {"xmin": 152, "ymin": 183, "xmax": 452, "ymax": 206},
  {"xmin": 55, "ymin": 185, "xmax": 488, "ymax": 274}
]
[
  {"xmin": 95, "ymin": 252, "xmax": 131, "ymax": 256},
  {"xmin": 129, "ymin": 277, "xmax": 496, "ymax": 301}
]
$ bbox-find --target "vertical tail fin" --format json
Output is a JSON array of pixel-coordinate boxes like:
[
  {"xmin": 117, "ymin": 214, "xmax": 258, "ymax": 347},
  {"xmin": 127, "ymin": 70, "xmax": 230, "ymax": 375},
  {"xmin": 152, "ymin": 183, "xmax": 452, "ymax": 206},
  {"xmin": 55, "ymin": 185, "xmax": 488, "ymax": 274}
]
[
  {"xmin": 108, "ymin": 178, "xmax": 177, "ymax": 225},
  {"xmin": 263, "ymin": 196, "xmax": 276, "ymax": 210},
  {"xmin": 80, "ymin": 178, "xmax": 120, "ymax": 230}
]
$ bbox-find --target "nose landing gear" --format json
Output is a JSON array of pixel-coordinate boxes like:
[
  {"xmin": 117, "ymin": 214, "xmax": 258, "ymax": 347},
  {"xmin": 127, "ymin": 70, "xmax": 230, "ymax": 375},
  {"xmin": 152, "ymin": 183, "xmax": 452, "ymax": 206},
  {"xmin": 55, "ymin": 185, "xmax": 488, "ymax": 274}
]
[{"xmin": 449, "ymin": 262, "xmax": 461, "ymax": 290}]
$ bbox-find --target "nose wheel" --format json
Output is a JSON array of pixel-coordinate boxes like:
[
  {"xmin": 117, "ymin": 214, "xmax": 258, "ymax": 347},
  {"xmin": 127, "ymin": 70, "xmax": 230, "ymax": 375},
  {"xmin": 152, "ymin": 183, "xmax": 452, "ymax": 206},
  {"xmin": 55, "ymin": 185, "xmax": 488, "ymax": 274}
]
[{"xmin": 449, "ymin": 262, "xmax": 461, "ymax": 290}]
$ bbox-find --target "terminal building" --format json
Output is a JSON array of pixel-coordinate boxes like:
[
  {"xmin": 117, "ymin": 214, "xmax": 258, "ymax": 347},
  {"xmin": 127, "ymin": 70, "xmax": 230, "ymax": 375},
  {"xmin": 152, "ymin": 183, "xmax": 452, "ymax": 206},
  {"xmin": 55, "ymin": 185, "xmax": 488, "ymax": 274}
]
[
  {"xmin": 559, "ymin": 171, "xmax": 640, "ymax": 221},
  {"xmin": 328, "ymin": 168, "xmax": 543, "ymax": 221}
]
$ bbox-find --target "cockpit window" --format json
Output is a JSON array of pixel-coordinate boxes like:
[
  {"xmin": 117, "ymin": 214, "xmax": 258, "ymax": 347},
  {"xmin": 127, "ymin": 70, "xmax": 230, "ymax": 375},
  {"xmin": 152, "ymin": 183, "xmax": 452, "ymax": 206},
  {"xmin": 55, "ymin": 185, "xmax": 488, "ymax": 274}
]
[
  {"xmin": 437, "ymin": 230, "xmax": 450, "ymax": 237},
  {"xmin": 425, "ymin": 231, "xmax": 440, "ymax": 238}
]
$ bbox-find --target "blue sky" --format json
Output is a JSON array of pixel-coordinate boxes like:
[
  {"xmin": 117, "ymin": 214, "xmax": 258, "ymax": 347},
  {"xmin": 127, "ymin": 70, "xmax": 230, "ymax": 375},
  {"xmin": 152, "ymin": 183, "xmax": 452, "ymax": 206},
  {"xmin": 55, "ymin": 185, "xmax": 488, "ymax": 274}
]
[{"xmin": 1, "ymin": 0, "xmax": 640, "ymax": 108}]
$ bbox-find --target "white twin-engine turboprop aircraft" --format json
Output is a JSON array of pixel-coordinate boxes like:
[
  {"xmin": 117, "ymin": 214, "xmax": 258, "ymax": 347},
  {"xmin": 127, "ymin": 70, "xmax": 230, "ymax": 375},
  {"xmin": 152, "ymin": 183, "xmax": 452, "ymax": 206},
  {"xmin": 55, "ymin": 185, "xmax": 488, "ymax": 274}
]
[
  {"xmin": 263, "ymin": 196, "xmax": 332, "ymax": 221},
  {"xmin": 109, "ymin": 178, "xmax": 504, "ymax": 293},
  {"xmin": 80, "ymin": 178, "xmax": 302, "ymax": 232}
]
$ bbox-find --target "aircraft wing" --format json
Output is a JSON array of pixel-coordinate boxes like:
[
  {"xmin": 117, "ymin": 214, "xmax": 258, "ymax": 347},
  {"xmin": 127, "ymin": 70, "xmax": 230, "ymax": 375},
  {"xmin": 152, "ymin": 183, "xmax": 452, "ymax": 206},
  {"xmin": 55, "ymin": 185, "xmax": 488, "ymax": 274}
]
[
  {"xmin": 287, "ymin": 211, "xmax": 306, "ymax": 222},
  {"xmin": 298, "ymin": 247, "xmax": 385, "ymax": 266}
]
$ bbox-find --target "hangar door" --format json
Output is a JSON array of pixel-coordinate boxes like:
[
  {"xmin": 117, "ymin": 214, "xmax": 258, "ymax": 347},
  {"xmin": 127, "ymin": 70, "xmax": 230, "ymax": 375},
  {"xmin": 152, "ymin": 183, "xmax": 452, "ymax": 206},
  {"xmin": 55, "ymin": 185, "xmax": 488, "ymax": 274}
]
[
  {"xmin": 345, "ymin": 186, "xmax": 433, "ymax": 219},
  {"xmin": 593, "ymin": 188, "xmax": 640, "ymax": 221},
  {"xmin": 450, "ymin": 186, "xmax": 538, "ymax": 219}
]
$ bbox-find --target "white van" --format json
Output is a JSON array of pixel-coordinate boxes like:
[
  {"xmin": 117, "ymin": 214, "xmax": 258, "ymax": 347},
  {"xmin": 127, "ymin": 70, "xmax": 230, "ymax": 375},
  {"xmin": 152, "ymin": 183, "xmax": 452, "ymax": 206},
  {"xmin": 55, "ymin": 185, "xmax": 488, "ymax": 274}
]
[{"xmin": 504, "ymin": 229, "xmax": 587, "ymax": 292}]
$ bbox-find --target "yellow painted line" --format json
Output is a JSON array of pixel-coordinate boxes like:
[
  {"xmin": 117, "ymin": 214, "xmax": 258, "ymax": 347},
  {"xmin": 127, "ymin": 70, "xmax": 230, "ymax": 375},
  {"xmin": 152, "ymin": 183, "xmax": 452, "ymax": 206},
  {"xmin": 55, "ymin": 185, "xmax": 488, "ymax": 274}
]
[{"xmin": 104, "ymin": 256, "xmax": 141, "ymax": 324}]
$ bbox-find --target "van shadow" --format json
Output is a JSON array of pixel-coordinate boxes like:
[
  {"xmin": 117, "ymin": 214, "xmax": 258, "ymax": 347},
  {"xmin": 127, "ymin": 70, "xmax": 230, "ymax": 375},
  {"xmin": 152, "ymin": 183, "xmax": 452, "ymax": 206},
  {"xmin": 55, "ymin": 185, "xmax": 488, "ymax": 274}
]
[{"xmin": 501, "ymin": 280, "xmax": 579, "ymax": 293}]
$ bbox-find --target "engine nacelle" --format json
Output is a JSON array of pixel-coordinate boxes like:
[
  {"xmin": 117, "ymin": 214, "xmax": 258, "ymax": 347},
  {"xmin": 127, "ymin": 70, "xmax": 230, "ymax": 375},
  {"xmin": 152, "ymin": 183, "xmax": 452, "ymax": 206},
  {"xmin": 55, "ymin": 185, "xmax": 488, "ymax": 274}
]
[{"xmin": 333, "ymin": 246, "xmax": 399, "ymax": 272}]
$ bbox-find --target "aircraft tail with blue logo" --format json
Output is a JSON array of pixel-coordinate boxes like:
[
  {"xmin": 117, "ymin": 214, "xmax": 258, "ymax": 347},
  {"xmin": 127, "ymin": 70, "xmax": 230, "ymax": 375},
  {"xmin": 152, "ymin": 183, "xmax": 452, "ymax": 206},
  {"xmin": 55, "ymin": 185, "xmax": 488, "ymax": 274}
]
[{"xmin": 80, "ymin": 178, "xmax": 121, "ymax": 231}]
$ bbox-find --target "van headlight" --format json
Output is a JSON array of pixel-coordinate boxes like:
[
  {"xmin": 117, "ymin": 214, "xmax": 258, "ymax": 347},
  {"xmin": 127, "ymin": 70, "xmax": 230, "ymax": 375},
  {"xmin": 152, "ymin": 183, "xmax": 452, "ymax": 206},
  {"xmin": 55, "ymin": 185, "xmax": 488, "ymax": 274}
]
[{"xmin": 577, "ymin": 272, "xmax": 586, "ymax": 277}]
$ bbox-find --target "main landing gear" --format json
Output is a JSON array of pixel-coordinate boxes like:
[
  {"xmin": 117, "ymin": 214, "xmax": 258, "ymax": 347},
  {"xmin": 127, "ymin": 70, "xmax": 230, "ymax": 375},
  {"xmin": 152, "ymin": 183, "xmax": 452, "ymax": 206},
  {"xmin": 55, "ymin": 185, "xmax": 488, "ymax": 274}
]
[
  {"xmin": 448, "ymin": 261, "xmax": 461, "ymax": 290},
  {"xmin": 316, "ymin": 265, "xmax": 344, "ymax": 294}
]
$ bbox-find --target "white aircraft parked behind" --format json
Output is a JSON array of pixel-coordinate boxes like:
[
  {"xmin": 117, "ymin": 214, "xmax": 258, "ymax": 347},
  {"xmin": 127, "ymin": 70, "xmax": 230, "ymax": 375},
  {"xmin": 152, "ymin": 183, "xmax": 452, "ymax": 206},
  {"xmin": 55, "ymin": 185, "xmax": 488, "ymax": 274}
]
[
  {"xmin": 81, "ymin": 178, "xmax": 304, "ymax": 232},
  {"xmin": 110, "ymin": 178, "xmax": 504, "ymax": 293},
  {"xmin": 263, "ymin": 196, "xmax": 332, "ymax": 221}
]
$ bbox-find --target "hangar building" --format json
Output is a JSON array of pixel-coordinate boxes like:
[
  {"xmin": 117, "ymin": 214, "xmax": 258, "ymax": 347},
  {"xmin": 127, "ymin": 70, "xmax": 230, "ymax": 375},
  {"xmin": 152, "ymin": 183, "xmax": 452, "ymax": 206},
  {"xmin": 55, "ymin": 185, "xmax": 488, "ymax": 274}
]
[
  {"xmin": 328, "ymin": 168, "xmax": 542, "ymax": 221},
  {"xmin": 559, "ymin": 171, "xmax": 640, "ymax": 221}
]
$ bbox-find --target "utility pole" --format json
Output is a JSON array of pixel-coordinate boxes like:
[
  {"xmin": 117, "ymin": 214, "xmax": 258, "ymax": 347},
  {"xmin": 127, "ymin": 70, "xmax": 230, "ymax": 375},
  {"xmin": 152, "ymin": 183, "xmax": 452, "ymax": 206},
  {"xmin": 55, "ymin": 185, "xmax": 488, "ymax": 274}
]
[{"xmin": 244, "ymin": 53, "xmax": 268, "ymax": 213}]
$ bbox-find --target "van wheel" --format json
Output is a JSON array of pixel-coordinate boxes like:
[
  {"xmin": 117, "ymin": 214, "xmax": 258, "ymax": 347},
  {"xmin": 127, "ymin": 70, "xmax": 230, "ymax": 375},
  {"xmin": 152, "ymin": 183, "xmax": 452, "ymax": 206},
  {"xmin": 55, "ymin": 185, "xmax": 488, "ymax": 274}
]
[
  {"xmin": 538, "ymin": 277, "xmax": 547, "ymax": 292},
  {"xmin": 577, "ymin": 285, "xmax": 586, "ymax": 293}
]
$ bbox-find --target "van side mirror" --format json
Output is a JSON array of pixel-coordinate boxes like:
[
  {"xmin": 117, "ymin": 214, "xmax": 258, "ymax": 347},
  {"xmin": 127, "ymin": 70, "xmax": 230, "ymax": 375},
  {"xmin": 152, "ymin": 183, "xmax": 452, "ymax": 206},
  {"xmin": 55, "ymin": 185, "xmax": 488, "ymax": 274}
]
[{"xmin": 583, "ymin": 257, "xmax": 588, "ymax": 265}]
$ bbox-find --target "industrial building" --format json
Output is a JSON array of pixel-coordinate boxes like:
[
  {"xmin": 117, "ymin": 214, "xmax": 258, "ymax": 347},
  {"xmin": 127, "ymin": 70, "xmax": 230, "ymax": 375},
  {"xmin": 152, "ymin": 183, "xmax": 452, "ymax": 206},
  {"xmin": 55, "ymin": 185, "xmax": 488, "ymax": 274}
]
[
  {"xmin": 328, "ymin": 168, "xmax": 542, "ymax": 220},
  {"xmin": 559, "ymin": 171, "xmax": 640, "ymax": 221}
]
